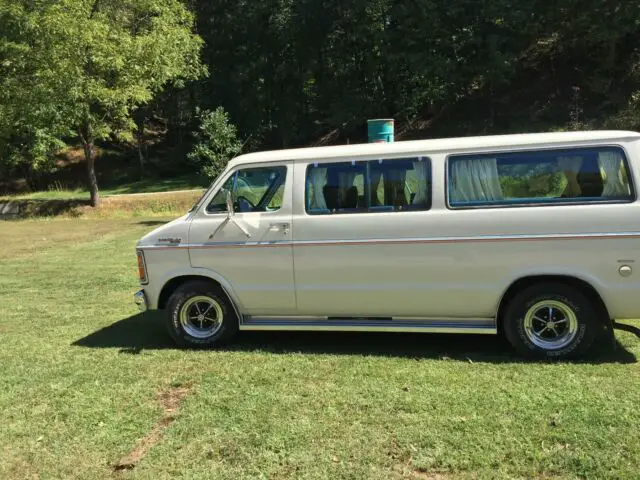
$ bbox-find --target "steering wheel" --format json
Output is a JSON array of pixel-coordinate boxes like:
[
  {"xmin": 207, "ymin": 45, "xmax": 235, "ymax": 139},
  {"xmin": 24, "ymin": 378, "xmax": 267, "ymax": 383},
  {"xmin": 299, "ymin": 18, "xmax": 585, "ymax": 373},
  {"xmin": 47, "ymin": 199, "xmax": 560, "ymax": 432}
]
[{"xmin": 235, "ymin": 195, "xmax": 255, "ymax": 212}]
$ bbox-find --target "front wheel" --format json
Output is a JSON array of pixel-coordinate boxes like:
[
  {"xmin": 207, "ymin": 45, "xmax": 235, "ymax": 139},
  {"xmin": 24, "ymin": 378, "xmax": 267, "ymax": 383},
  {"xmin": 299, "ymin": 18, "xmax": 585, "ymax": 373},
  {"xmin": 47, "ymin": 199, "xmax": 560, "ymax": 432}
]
[
  {"xmin": 165, "ymin": 280, "xmax": 238, "ymax": 347},
  {"xmin": 503, "ymin": 283, "xmax": 602, "ymax": 359}
]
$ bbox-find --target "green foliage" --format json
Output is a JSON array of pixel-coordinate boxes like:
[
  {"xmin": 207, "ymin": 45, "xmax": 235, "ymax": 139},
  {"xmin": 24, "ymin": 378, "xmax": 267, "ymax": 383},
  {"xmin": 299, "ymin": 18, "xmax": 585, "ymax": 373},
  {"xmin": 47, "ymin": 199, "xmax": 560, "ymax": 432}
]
[
  {"xmin": 500, "ymin": 173, "xmax": 566, "ymax": 199},
  {"xmin": 3, "ymin": 0, "xmax": 640, "ymax": 194},
  {"xmin": 499, "ymin": 162, "xmax": 567, "ymax": 199},
  {"xmin": 0, "ymin": 128, "xmax": 65, "ymax": 172},
  {"xmin": 194, "ymin": 0, "xmax": 640, "ymax": 146},
  {"xmin": 188, "ymin": 107, "xmax": 242, "ymax": 179},
  {"xmin": 0, "ymin": 125, "xmax": 66, "ymax": 190},
  {"xmin": 0, "ymin": 0, "xmax": 206, "ymax": 197}
]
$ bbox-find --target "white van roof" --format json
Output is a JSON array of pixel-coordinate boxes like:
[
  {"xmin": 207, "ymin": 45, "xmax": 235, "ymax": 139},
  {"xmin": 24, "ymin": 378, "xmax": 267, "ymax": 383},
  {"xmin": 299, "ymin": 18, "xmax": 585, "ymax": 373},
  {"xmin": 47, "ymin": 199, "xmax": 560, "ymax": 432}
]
[{"xmin": 228, "ymin": 130, "xmax": 640, "ymax": 167}]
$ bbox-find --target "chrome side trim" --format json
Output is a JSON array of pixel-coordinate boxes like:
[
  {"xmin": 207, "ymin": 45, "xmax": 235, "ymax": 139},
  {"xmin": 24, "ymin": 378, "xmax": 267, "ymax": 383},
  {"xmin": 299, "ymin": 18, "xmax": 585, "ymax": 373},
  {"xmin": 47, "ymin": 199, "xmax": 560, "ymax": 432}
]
[
  {"xmin": 138, "ymin": 231, "xmax": 640, "ymax": 250},
  {"xmin": 240, "ymin": 317, "xmax": 496, "ymax": 334}
]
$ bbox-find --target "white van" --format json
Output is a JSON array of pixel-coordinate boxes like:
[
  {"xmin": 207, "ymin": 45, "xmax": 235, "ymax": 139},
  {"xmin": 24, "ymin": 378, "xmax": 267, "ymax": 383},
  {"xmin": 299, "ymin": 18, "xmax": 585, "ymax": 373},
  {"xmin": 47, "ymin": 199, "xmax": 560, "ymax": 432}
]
[{"xmin": 134, "ymin": 130, "xmax": 640, "ymax": 359}]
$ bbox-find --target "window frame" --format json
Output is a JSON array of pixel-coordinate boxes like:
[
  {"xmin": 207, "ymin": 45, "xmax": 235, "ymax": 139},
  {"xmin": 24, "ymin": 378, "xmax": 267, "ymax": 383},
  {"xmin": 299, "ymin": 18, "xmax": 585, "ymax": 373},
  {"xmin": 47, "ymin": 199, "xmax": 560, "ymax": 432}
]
[
  {"xmin": 445, "ymin": 144, "xmax": 636, "ymax": 210},
  {"xmin": 204, "ymin": 165, "xmax": 288, "ymax": 215},
  {"xmin": 304, "ymin": 156, "xmax": 432, "ymax": 216}
]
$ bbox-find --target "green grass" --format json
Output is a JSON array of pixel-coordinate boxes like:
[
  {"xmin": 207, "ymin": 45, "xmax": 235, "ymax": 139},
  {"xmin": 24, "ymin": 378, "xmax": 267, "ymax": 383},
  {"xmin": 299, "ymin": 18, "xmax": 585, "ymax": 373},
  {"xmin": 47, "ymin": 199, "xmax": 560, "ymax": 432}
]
[
  {"xmin": 0, "ymin": 218, "xmax": 639, "ymax": 479},
  {"xmin": 99, "ymin": 174, "xmax": 209, "ymax": 196},
  {"xmin": 0, "ymin": 174, "xmax": 208, "ymax": 201}
]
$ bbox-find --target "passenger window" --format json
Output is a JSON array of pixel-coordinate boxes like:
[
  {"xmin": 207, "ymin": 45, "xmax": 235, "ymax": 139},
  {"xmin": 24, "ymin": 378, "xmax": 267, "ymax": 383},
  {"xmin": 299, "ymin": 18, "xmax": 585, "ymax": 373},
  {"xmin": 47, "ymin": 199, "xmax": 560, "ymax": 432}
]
[
  {"xmin": 207, "ymin": 166, "xmax": 287, "ymax": 213},
  {"xmin": 307, "ymin": 161, "xmax": 367, "ymax": 214},
  {"xmin": 371, "ymin": 158, "xmax": 430, "ymax": 211},
  {"xmin": 448, "ymin": 147, "xmax": 633, "ymax": 208},
  {"xmin": 306, "ymin": 157, "xmax": 431, "ymax": 214}
]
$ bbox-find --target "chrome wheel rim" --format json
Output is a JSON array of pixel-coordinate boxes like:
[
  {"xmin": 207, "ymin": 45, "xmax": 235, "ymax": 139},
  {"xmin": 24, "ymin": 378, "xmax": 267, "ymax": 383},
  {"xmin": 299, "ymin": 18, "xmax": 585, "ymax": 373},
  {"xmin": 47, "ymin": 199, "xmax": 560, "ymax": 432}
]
[
  {"xmin": 179, "ymin": 296, "xmax": 224, "ymax": 339},
  {"xmin": 523, "ymin": 300, "xmax": 578, "ymax": 350}
]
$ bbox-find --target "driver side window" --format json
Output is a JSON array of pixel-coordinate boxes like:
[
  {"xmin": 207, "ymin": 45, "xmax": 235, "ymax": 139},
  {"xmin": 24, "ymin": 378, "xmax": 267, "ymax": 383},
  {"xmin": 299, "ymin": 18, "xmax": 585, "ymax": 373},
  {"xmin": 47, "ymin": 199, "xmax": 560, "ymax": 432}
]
[{"xmin": 206, "ymin": 166, "xmax": 287, "ymax": 213}]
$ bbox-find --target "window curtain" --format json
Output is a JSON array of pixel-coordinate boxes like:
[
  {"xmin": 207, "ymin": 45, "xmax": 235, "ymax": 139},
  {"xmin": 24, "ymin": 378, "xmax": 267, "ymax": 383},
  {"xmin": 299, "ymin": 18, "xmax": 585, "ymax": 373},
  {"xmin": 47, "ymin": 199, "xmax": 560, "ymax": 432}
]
[
  {"xmin": 558, "ymin": 156, "xmax": 583, "ymax": 197},
  {"xmin": 598, "ymin": 151, "xmax": 629, "ymax": 196},
  {"xmin": 450, "ymin": 158, "xmax": 503, "ymax": 202},
  {"xmin": 308, "ymin": 167, "xmax": 327, "ymax": 209},
  {"xmin": 338, "ymin": 172, "xmax": 357, "ymax": 190},
  {"xmin": 370, "ymin": 169, "xmax": 383, "ymax": 205},
  {"xmin": 338, "ymin": 171, "xmax": 357, "ymax": 206},
  {"xmin": 412, "ymin": 159, "xmax": 428, "ymax": 204},
  {"xmin": 384, "ymin": 169, "xmax": 407, "ymax": 207}
]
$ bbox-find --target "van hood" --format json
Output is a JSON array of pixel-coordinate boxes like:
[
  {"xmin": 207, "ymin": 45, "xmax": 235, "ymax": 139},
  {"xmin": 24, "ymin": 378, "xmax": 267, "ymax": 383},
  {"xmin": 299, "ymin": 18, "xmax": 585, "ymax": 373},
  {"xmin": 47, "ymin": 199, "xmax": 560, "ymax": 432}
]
[{"xmin": 136, "ymin": 212, "xmax": 191, "ymax": 248}]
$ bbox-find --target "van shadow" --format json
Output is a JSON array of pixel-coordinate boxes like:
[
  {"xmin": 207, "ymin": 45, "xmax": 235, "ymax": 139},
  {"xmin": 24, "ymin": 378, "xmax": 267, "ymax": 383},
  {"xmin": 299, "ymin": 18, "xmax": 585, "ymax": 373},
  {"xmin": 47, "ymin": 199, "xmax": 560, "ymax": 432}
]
[{"xmin": 73, "ymin": 312, "xmax": 638, "ymax": 364}]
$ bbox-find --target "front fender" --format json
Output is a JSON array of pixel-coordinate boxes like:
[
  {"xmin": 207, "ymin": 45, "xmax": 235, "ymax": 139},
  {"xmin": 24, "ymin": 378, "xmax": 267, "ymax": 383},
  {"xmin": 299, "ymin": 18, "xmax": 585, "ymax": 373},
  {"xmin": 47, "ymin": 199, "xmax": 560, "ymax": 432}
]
[{"xmin": 147, "ymin": 265, "xmax": 245, "ymax": 313}]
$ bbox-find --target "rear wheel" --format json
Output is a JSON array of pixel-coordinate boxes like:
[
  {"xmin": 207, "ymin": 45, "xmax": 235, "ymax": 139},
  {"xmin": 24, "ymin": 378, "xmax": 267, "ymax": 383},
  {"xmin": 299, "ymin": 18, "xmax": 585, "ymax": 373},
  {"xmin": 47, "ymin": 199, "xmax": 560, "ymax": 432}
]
[
  {"xmin": 165, "ymin": 280, "xmax": 238, "ymax": 347},
  {"xmin": 503, "ymin": 283, "xmax": 601, "ymax": 359}
]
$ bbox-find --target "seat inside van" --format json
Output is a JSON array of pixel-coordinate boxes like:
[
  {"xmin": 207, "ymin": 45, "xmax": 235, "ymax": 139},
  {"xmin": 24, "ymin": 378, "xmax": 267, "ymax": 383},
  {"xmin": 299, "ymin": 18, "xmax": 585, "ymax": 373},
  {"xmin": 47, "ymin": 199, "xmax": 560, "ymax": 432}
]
[
  {"xmin": 576, "ymin": 156, "xmax": 604, "ymax": 197},
  {"xmin": 560, "ymin": 153, "xmax": 605, "ymax": 198}
]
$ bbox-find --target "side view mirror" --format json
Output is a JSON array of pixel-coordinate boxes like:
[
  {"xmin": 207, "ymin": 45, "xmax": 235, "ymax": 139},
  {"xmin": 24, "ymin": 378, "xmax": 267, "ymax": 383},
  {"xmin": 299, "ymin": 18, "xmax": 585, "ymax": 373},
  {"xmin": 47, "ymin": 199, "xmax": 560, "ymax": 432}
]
[
  {"xmin": 209, "ymin": 187, "xmax": 251, "ymax": 240},
  {"xmin": 225, "ymin": 189, "xmax": 234, "ymax": 216}
]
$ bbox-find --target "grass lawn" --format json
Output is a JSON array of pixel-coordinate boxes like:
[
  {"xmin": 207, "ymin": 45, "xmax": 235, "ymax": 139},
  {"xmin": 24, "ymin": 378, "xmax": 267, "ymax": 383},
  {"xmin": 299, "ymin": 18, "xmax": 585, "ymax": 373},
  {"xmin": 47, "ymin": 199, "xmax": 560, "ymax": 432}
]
[{"xmin": 0, "ymin": 217, "xmax": 639, "ymax": 479}]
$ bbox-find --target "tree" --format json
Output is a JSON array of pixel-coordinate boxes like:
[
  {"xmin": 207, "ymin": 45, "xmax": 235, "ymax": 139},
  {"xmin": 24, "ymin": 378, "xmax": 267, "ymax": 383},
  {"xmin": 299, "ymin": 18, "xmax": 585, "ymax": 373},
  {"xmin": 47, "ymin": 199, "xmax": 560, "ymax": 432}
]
[
  {"xmin": 3, "ymin": 0, "xmax": 640, "ymax": 198},
  {"xmin": 0, "ymin": 0, "xmax": 205, "ymax": 206},
  {"xmin": 188, "ymin": 107, "xmax": 242, "ymax": 179}
]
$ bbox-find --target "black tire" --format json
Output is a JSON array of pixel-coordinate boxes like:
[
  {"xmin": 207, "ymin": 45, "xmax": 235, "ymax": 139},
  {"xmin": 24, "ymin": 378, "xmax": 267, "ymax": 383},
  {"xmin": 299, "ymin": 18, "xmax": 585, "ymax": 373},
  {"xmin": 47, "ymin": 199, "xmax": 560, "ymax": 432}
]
[
  {"xmin": 165, "ymin": 280, "xmax": 239, "ymax": 348},
  {"xmin": 503, "ymin": 282, "xmax": 602, "ymax": 360}
]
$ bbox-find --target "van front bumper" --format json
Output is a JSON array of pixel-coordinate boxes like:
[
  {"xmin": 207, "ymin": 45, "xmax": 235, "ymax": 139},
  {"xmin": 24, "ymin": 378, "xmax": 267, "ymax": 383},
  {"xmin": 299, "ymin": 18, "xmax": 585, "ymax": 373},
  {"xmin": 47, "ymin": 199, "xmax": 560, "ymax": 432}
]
[{"xmin": 134, "ymin": 290, "xmax": 148, "ymax": 312}]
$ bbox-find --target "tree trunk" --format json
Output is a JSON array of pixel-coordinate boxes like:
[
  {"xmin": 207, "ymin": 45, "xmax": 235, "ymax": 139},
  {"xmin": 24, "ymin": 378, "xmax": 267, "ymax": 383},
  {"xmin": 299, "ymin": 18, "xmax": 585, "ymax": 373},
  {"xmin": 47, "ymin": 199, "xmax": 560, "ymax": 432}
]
[
  {"xmin": 135, "ymin": 110, "xmax": 146, "ymax": 176},
  {"xmin": 82, "ymin": 138, "xmax": 100, "ymax": 207},
  {"xmin": 137, "ymin": 130, "xmax": 145, "ymax": 176}
]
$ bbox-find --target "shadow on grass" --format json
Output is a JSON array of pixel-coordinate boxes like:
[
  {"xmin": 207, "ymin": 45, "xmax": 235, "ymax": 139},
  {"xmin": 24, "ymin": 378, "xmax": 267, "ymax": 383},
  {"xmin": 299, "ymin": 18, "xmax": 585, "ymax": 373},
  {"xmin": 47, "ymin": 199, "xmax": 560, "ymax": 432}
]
[
  {"xmin": 73, "ymin": 312, "xmax": 174, "ymax": 353},
  {"xmin": 101, "ymin": 174, "xmax": 207, "ymax": 195},
  {"xmin": 0, "ymin": 199, "xmax": 90, "ymax": 219},
  {"xmin": 73, "ymin": 312, "xmax": 638, "ymax": 364},
  {"xmin": 136, "ymin": 220, "xmax": 169, "ymax": 226}
]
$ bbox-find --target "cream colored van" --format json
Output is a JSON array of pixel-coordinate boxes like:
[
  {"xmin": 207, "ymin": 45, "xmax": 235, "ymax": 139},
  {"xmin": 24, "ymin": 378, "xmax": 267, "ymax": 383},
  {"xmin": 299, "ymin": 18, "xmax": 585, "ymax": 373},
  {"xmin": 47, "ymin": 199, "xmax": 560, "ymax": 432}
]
[{"xmin": 134, "ymin": 130, "xmax": 640, "ymax": 359}]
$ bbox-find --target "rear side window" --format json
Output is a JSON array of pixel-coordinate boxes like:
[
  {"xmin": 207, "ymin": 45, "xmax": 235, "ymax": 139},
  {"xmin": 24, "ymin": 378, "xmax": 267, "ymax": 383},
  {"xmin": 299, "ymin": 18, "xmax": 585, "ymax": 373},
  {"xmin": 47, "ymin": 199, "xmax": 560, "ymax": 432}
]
[
  {"xmin": 447, "ymin": 147, "xmax": 633, "ymax": 208},
  {"xmin": 306, "ymin": 157, "xmax": 431, "ymax": 214}
]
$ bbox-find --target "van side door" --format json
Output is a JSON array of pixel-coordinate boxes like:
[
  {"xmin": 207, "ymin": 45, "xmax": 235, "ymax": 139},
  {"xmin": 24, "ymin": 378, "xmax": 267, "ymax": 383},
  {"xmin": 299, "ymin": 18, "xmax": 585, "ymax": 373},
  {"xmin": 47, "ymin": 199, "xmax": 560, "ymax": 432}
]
[
  {"xmin": 188, "ymin": 162, "xmax": 296, "ymax": 315},
  {"xmin": 292, "ymin": 156, "xmax": 442, "ymax": 317}
]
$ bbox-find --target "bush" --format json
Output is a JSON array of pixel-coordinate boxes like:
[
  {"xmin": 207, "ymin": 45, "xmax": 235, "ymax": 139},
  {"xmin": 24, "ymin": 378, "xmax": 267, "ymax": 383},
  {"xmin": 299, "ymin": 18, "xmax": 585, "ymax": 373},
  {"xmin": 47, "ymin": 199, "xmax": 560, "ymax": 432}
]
[
  {"xmin": 187, "ymin": 107, "xmax": 242, "ymax": 179},
  {"xmin": 0, "ymin": 128, "xmax": 65, "ymax": 191}
]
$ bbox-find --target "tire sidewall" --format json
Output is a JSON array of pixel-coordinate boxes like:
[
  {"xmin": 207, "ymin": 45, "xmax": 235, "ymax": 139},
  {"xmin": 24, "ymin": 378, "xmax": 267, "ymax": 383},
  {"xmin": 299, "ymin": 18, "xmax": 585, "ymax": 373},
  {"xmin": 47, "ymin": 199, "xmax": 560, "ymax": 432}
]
[
  {"xmin": 167, "ymin": 283, "xmax": 237, "ymax": 347},
  {"xmin": 505, "ymin": 285, "xmax": 597, "ymax": 359}
]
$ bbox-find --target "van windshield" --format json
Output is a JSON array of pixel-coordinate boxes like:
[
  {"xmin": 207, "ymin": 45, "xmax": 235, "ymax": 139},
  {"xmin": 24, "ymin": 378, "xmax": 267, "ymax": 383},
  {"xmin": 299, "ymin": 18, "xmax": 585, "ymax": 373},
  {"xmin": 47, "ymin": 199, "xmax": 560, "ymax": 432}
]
[{"xmin": 188, "ymin": 178, "xmax": 218, "ymax": 213}]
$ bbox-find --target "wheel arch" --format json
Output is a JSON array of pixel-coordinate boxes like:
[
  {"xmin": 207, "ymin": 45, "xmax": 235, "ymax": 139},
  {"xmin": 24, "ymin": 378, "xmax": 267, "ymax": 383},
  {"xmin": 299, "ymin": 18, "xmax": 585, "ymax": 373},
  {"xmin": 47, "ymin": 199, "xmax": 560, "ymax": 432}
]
[
  {"xmin": 157, "ymin": 274, "xmax": 243, "ymax": 321},
  {"xmin": 496, "ymin": 275, "xmax": 611, "ymax": 331}
]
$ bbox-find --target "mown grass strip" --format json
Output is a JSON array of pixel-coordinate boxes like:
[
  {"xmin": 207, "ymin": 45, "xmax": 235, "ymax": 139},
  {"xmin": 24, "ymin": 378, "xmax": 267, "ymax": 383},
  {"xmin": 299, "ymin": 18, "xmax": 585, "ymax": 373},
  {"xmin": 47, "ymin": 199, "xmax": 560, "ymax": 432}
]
[{"xmin": 0, "ymin": 190, "xmax": 202, "ymax": 220}]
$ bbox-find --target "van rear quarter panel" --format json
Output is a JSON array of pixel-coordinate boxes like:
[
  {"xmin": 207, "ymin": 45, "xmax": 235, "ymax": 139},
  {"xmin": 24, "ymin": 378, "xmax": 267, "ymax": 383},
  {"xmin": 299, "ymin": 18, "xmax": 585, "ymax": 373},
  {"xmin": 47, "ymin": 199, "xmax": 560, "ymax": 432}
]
[
  {"xmin": 445, "ymin": 139, "xmax": 640, "ymax": 320},
  {"xmin": 429, "ymin": 206, "xmax": 640, "ymax": 319}
]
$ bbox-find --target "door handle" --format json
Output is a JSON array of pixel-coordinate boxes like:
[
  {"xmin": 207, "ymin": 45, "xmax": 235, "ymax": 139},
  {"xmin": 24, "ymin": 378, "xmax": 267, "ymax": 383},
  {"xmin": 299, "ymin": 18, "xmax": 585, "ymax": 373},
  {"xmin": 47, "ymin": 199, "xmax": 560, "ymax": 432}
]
[{"xmin": 269, "ymin": 222, "xmax": 290, "ymax": 234}]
